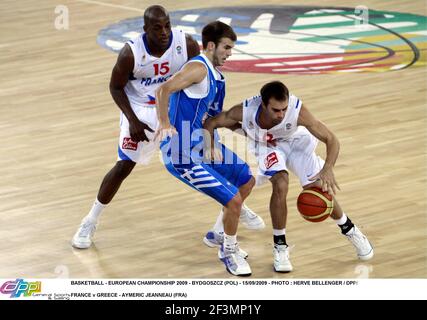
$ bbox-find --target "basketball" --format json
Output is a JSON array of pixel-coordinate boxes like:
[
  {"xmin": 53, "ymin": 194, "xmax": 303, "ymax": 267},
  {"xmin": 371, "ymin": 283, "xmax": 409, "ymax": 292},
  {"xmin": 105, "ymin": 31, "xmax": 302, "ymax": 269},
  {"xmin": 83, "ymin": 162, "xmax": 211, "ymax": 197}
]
[{"xmin": 297, "ymin": 187, "xmax": 334, "ymax": 222}]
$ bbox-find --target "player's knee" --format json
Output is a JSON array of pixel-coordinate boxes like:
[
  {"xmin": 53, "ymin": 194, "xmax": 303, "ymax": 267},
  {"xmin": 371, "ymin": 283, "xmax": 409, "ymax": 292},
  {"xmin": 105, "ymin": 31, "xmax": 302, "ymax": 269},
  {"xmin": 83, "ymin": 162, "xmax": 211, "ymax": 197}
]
[
  {"xmin": 243, "ymin": 176, "xmax": 256, "ymax": 191},
  {"xmin": 113, "ymin": 160, "xmax": 135, "ymax": 180},
  {"xmin": 226, "ymin": 193, "xmax": 243, "ymax": 215},
  {"xmin": 271, "ymin": 171, "xmax": 289, "ymax": 195}
]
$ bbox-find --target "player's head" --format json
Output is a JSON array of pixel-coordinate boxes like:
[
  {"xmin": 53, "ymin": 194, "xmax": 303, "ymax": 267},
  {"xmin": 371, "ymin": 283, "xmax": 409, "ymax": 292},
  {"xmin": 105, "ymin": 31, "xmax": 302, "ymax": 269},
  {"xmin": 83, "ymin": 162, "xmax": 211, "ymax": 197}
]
[
  {"xmin": 143, "ymin": 5, "xmax": 171, "ymax": 50},
  {"xmin": 202, "ymin": 21, "xmax": 237, "ymax": 66},
  {"xmin": 260, "ymin": 81, "xmax": 289, "ymax": 125}
]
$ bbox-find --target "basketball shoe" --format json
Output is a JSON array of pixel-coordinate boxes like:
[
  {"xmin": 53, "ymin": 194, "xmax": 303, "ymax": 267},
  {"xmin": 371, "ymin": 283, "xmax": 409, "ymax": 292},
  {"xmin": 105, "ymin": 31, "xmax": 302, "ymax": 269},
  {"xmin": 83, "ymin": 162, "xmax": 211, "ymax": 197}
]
[
  {"xmin": 240, "ymin": 204, "xmax": 265, "ymax": 230},
  {"xmin": 203, "ymin": 231, "xmax": 248, "ymax": 259},
  {"xmin": 219, "ymin": 245, "xmax": 252, "ymax": 276},
  {"xmin": 273, "ymin": 244, "xmax": 293, "ymax": 273},
  {"xmin": 345, "ymin": 226, "xmax": 374, "ymax": 261},
  {"xmin": 71, "ymin": 217, "xmax": 97, "ymax": 249}
]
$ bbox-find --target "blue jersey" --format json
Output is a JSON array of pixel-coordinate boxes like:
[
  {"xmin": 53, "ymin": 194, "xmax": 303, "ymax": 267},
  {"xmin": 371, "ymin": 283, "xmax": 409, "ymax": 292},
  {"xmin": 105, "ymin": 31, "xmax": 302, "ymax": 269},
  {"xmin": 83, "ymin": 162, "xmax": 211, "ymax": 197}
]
[
  {"xmin": 160, "ymin": 54, "xmax": 252, "ymax": 206},
  {"xmin": 168, "ymin": 54, "xmax": 225, "ymax": 142}
]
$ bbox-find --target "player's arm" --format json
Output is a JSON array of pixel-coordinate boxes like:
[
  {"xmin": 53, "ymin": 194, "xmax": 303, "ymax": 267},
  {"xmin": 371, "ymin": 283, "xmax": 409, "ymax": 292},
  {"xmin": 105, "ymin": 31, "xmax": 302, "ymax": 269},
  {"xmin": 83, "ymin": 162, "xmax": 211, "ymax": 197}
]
[
  {"xmin": 204, "ymin": 103, "xmax": 243, "ymax": 135},
  {"xmin": 185, "ymin": 34, "xmax": 200, "ymax": 60},
  {"xmin": 155, "ymin": 62, "xmax": 207, "ymax": 140},
  {"xmin": 203, "ymin": 104, "xmax": 243, "ymax": 160},
  {"xmin": 110, "ymin": 44, "xmax": 153, "ymax": 142},
  {"xmin": 298, "ymin": 103, "xmax": 340, "ymax": 195}
]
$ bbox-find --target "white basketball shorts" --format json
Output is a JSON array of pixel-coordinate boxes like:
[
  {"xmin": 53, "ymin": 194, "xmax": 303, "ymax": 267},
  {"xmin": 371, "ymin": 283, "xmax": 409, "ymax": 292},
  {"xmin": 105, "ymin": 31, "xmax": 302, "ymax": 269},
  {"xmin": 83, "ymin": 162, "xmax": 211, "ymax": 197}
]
[
  {"xmin": 117, "ymin": 106, "xmax": 158, "ymax": 165},
  {"xmin": 256, "ymin": 127, "xmax": 325, "ymax": 186}
]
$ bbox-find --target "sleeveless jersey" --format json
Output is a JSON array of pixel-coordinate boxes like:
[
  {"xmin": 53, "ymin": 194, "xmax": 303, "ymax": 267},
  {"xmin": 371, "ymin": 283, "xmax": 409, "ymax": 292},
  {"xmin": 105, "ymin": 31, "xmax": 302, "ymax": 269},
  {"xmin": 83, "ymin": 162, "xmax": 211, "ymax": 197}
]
[
  {"xmin": 124, "ymin": 28, "xmax": 188, "ymax": 109},
  {"xmin": 168, "ymin": 53, "xmax": 225, "ymax": 142},
  {"xmin": 242, "ymin": 94, "xmax": 302, "ymax": 152}
]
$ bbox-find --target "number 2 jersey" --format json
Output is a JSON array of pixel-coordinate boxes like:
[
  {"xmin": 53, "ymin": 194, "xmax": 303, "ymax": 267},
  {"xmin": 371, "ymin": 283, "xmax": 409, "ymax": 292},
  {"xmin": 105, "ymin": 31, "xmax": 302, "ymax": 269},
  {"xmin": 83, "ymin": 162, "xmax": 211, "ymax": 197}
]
[{"xmin": 241, "ymin": 94, "xmax": 315, "ymax": 156}]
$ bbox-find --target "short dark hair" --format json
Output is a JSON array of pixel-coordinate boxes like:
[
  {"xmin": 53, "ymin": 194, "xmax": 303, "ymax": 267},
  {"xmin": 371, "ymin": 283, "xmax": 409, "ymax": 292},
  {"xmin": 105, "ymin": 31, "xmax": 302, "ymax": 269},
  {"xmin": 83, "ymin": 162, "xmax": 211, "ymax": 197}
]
[
  {"xmin": 202, "ymin": 21, "xmax": 237, "ymax": 49},
  {"xmin": 260, "ymin": 81, "xmax": 289, "ymax": 106},
  {"xmin": 144, "ymin": 5, "xmax": 168, "ymax": 25}
]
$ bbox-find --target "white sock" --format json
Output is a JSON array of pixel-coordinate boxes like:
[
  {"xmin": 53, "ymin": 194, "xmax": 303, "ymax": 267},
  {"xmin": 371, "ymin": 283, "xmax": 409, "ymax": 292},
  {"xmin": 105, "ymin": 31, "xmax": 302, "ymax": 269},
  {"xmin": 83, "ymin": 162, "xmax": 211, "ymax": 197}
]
[
  {"xmin": 223, "ymin": 233, "xmax": 237, "ymax": 252},
  {"xmin": 334, "ymin": 213, "xmax": 347, "ymax": 226},
  {"xmin": 213, "ymin": 209, "xmax": 224, "ymax": 234},
  {"xmin": 86, "ymin": 198, "xmax": 107, "ymax": 222},
  {"xmin": 273, "ymin": 228, "xmax": 286, "ymax": 236}
]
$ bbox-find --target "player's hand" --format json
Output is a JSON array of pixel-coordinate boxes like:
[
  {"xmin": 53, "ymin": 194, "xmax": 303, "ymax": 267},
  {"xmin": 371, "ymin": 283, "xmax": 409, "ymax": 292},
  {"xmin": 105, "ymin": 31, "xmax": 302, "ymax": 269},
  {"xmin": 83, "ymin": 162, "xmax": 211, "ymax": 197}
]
[
  {"xmin": 129, "ymin": 120, "xmax": 154, "ymax": 143},
  {"xmin": 211, "ymin": 147, "xmax": 222, "ymax": 162},
  {"xmin": 154, "ymin": 122, "xmax": 177, "ymax": 142},
  {"xmin": 309, "ymin": 167, "xmax": 340, "ymax": 196}
]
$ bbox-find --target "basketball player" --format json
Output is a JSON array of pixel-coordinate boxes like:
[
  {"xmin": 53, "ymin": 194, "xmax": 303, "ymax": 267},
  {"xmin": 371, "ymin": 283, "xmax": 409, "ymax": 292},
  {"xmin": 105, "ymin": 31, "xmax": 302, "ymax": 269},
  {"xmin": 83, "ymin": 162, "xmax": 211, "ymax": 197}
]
[
  {"xmin": 71, "ymin": 6, "xmax": 263, "ymax": 250},
  {"xmin": 155, "ymin": 21, "xmax": 256, "ymax": 276},
  {"xmin": 204, "ymin": 81, "xmax": 374, "ymax": 272}
]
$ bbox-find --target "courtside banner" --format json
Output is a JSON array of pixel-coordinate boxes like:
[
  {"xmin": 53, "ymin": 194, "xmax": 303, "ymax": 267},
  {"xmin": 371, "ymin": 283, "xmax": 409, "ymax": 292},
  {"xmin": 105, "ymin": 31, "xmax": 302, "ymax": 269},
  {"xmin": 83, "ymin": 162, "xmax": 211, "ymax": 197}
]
[{"xmin": 0, "ymin": 278, "xmax": 426, "ymax": 300}]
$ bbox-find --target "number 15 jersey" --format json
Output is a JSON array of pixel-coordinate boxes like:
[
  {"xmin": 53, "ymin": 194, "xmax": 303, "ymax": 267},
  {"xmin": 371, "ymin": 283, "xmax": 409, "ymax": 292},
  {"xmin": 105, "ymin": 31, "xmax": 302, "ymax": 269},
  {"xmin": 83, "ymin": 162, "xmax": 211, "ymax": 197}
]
[{"xmin": 124, "ymin": 28, "xmax": 188, "ymax": 110}]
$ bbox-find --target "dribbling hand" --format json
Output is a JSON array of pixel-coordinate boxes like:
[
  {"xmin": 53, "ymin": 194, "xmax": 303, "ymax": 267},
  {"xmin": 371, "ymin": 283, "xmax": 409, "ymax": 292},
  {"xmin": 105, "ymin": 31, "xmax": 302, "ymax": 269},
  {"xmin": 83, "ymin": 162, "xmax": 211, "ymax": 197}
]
[{"xmin": 308, "ymin": 167, "xmax": 340, "ymax": 196}]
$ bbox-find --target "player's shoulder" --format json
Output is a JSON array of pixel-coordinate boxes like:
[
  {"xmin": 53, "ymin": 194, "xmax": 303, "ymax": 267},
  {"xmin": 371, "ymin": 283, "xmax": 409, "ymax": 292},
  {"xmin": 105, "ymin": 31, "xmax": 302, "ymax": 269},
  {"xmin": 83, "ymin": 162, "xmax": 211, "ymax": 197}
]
[
  {"xmin": 126, "ymin": 32, "xmax": 143, "ymax": 45},
  {"xmin": 288, "ymin": 93, "xmax": 302, "ymax": 109},
  {"xmin": 243, "ymin": 95, "xmax": 262, "ymax": 108},
  {"xmin": 171, "ymin": 28, "xmax": 187, "ymax": 40}
]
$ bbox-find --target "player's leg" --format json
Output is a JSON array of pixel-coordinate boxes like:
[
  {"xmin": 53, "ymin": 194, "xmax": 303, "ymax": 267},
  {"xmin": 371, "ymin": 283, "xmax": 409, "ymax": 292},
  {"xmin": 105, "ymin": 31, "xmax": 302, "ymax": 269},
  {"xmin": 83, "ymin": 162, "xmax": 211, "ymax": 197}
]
[
  {"xmin": 206, "ymin": 145, "xmax": 264, "ymax": 243},
  {"xmin": 304, "ymin": 178, "xmax": 373, "ymax": 260},
  {"xmin": 291, "ymin": 131, "xmax": 373, "ymax": 261},
  {"xmin": 221, "ymin": 192, "xmax": 251, "ymax": 276},
  {"xmin": 97, "ymin": 160, "xmax": 136, "ymax": 204},
  {"xmin": 72, "ymin": 109, "xmax": 156, "ymax": 249},
  {"xmin": 71, "ymin": 160, "xmax": 136, "ymax": 249},
  {"xmin": 269, "ymin": 171, "xmax": 293, "ymax": 272},
  {"xmin": 162, "ymin": 157, "xmax": 252, "ymax": 276},
  {"xmin": 257, "ymin": 147, "xmax": 293, "ymax": 272}
]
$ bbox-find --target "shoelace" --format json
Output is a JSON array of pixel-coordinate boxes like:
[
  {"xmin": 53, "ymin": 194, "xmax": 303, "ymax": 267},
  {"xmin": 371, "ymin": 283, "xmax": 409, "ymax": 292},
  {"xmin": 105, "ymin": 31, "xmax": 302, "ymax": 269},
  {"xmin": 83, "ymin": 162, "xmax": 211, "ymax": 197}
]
[
  {"xmin": 241, "ymin": 205, "xmax": 257, "ymax": 218},
  {"xmin": 275, "ymin": 245, "xmax": 290, "ymax": 259},
  {"xmin": 347, "ymin": 231, "xmax": 367, "ymax": 251},
  {"xmin": 224, "ymin": 245, "xmax": 246, "ymax": 263},
  {"xmin": 79, "ymin": 221, "xmax": 96, "ymax": 237},
  {"xmin": 227, "ymin": 249, "xmax": 247, "ymax": 267}
]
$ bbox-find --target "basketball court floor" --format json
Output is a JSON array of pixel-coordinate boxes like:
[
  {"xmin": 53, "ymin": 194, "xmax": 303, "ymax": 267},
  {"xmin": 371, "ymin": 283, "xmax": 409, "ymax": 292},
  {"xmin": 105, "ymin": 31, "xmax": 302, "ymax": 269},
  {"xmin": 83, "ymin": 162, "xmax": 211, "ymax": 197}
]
[{"xmin": 0, "ymin": 0, "xmax": 426, "ymax": 279}]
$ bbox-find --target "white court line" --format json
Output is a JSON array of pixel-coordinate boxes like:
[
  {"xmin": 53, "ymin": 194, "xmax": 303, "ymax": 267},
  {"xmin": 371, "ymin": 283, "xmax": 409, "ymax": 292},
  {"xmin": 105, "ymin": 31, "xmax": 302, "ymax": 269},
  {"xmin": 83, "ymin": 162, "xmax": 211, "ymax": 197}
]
[{"xmin": 75, "ymin": 0, "xmax": 144, "ymax": 13}]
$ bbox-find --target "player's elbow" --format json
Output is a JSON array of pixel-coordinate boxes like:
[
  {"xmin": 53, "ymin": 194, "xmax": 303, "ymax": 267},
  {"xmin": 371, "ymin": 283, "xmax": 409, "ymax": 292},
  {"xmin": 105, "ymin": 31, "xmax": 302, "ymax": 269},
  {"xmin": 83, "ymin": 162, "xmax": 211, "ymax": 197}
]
[
  {"xmin": 328, "ymin": 131, "xmax": 340, "ymax": 151},
  {"xmin": 155, "ymin": 84, "xmax": 170, "ymax": 101},
  {"xmin": 109, "ymin": 78, "xmax": 125, "ymax": 95}
]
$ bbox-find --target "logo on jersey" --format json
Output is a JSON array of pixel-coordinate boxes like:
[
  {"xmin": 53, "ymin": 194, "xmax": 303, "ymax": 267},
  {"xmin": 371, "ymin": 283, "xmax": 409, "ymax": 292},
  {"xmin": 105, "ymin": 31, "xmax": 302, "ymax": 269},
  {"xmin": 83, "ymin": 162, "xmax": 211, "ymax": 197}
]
[
  {"xmin": 265, "ymin": 152, "xmax": 279, "ymax": 169},
  {"xmin": 286, "ymin": 123, "xmax": 292, "ymax": 130},
  {"xmin": 122, "ymin": 137, "xmax": 138, "ymax": 151},
  {"xmin": 140, "ymin": 75, "xmax": 172, "ymax": 87},
  {"xmin": 176, "ymin": 45, "xmax": 182, "ymax": 54},
  {"xmin": 145, "ymin": 94, "xmax": 156, "ymax": 105},
  {"xmin": 97, "ymin": 6, "xmax": 426, "ymax": 74}
]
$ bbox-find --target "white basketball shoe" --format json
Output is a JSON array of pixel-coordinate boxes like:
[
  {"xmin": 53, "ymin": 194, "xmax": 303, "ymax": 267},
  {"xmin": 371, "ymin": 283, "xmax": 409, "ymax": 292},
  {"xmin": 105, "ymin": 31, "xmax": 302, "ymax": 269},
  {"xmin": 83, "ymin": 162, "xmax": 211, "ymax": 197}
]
[
  {"xmin": 240, "ymin": 204, "xmax": 265, "ymax": 230},
  {"xmin": 219, "ymin": 245, "xmax": 252, "ymax": 276},
  {"xmin": 203, "ymin": 230, "xmax": 248, "ymax": 259},
  {"xmin": 71, "ymin": 217, "xmax": 97, "ymax": 249},
  {"xmin": 345, "ymin": 226, "xmax": 374, "ymax": 261},
  {"xmin": 273, "ymin": 244, "xmax": 293, "ymax": 273}
]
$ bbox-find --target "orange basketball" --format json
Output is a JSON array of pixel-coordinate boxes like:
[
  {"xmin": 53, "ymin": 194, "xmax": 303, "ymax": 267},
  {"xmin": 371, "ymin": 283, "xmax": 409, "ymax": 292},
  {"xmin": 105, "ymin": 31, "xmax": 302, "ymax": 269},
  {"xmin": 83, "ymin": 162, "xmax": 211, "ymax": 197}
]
[{"xmin": 297, "ymin": 187, "xmax": 334, "ymax": 222}]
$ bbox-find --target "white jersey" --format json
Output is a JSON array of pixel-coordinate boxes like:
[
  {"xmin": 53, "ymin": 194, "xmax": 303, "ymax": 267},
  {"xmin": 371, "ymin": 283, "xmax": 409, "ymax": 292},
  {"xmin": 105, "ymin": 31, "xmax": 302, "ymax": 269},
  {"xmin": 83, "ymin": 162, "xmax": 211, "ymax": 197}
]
[
  {"xmin": 124, "ymin": 28, "xmax": 188, "ymax": 109},
  {"xmin": 242, "ymin": 94, "xmax": 303, "ymax": 155},
  {"xmin": 242, "ymin": 94, "xmax": 324, "ymax": 186}
]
